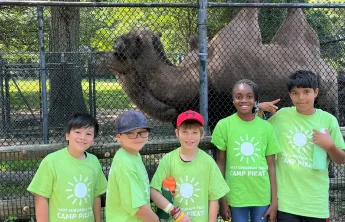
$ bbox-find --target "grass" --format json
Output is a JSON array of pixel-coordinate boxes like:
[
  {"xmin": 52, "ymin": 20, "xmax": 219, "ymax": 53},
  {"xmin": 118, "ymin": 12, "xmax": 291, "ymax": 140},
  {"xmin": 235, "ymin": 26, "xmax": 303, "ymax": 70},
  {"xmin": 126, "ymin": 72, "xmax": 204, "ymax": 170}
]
[{"xmin": 4, "ymin": 79, "xmax": 132, "ymax": 110}]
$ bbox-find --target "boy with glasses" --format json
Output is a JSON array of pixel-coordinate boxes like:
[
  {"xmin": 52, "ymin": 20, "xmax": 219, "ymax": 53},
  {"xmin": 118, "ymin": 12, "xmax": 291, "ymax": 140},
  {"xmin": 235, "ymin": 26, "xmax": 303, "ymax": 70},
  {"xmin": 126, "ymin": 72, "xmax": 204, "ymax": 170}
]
[{"xmin": 106, "ymin": 110, "xmax": 159, "ymax": 221}]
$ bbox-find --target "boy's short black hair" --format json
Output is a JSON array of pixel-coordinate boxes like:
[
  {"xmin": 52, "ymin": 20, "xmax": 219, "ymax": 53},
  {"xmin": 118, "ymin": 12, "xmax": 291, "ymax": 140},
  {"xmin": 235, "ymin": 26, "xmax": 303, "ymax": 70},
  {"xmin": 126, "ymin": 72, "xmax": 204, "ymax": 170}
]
[
  {"xmin": 287, "ymin": 70, "xmax": 319, "ymax": 92},
  {"xmin": 232, "ymin": 79, "xmax": 259, "ymax": 101},
  {"xmin": 66, "ymin": 113, "xmax": 99, "ymax": 138}
]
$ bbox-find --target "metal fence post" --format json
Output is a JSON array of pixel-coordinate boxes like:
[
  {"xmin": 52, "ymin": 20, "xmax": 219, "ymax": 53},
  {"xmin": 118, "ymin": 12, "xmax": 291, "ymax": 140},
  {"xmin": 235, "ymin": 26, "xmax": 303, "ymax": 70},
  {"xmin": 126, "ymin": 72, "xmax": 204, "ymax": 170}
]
[
  {"xmin": 197, "ymin": 0, "xmax": 209, "ymax": 135},
  {"xmin": 0, "ymin": 56, "xmax": 5, "ymax": 133},
  {"xmin": 37, "ymin": 6, "xmax": 49, "ymax": 143}
]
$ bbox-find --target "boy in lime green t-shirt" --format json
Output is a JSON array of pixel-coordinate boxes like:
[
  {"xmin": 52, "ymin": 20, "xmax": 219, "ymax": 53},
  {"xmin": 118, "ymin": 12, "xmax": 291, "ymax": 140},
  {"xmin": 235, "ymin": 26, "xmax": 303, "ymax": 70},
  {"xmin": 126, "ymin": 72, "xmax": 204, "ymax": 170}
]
[
  {"xmin": 259, "ymin": 70, "xmax": 345, "ymax": 221},
  {"xmin": 106, "ymin": 110, "xmax": 159, "ymax": 222},
  {"xmin": 150, "ymin": 110, "xmax": 229, "ymax": 222},
  {"xmin": 27, "ymin": 114, "xmax": 108, "ymax": 222}
]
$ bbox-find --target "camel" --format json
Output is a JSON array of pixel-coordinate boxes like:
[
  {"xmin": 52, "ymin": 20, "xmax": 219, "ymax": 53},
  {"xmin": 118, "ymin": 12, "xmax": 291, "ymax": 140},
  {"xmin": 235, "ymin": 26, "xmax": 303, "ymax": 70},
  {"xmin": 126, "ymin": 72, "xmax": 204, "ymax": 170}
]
[
  {"xmin": 102, "ymin": 28, "xmax": 200, "ymax": 122},
  {"xmin": 102, "ymin": 7, "xmax": 338, "ymax": 126}
]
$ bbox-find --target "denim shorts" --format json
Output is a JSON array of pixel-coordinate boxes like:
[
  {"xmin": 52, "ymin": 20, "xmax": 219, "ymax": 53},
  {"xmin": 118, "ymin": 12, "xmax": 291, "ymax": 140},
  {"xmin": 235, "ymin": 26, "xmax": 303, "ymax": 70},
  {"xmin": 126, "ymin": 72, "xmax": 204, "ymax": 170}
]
[{"xmin": 230, "ymin": 205, "xmax": 270, "ymax": 222}]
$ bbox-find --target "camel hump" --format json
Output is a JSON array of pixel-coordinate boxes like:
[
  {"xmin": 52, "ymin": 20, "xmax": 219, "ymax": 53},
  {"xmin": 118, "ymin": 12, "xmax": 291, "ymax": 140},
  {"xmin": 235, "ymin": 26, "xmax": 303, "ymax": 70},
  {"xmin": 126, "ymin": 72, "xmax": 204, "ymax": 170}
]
[
  {"xmin": 272, "ymin": 8, "xmax": 319, "ymax": 49},
  {"xmin": 231, "ymin": 7, "xmax": 261, "ymax": 44}
]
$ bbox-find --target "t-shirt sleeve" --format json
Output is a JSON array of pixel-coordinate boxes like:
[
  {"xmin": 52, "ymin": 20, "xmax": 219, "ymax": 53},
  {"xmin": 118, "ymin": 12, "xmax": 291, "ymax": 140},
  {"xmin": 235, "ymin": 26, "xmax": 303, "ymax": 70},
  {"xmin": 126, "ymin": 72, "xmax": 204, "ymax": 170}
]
[
  {"xmin": 116, "ymin": 166, "xmax": 147, "ymax": 216},
  {"xmin": 150, "ymin": 155, "xmax": 169, "ymax": 192},
  {"xmin": 329, "ymin": 115, "xmax": 345, "ymax": 150},
  {"xmin": 93, "ymin": 161, "xmax": 108, "ymax": 198},
  {"xmin": 211, "ymin": 120, "xmax": 227, "ymax": 151},
  {"xmin": 208, "ymin": 158, "xmax": 229, "ymax": 200},
  {"xmin": 267, "ymin": 108, "xmax": 282, "ymax": 125},
  {"xmin": 27, "ymin": 157, "xmax": 54, "ymax": 198},
  {"xmin": 265, "ymin": 123, "xmax": 282, "ymax": 156}
]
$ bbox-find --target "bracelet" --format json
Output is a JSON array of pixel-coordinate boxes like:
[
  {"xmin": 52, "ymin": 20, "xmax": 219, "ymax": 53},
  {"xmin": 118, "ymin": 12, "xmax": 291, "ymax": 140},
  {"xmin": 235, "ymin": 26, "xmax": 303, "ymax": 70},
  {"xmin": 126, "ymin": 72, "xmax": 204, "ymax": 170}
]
[
  {"xmin": 175, "ymin": 211, "xmax": 185, "ymax": 222},
  {"xmin": 170, "ymin": 206, "xmax": 180, "ymax": 218},
  {"xmin": 163, "ymin": 203, "xmax": 173, "ymax": 213}
]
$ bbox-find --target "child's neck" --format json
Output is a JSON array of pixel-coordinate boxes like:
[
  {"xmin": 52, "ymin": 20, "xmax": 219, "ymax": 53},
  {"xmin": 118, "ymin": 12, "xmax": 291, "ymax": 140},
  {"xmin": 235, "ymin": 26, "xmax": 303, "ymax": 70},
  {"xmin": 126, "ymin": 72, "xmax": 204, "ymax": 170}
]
[
  {"xmin": 122, "ymin": 147, "xmax": 139, "ymax": 156},
  {"xmin": 296, "ymin": 107, "xmax": 316, "ymax": 115},
  {"xmin": 67, "ymin": 147, "xmax": 86, "ymax": 160},
  {"xmin": 179, "ymin": 147, "xmax": 198, "ymax": 162},
  {"xmin": 237, "ymin": 112, "xmax": 255, "ymax": 122}
]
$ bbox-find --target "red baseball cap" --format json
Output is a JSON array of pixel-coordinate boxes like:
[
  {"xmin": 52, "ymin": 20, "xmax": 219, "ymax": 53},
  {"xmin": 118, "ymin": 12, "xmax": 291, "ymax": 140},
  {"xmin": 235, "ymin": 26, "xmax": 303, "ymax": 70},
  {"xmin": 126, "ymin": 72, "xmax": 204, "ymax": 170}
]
[{"xmin": 176, "ymin": 110, "xmax": 205, "ymax": 127}]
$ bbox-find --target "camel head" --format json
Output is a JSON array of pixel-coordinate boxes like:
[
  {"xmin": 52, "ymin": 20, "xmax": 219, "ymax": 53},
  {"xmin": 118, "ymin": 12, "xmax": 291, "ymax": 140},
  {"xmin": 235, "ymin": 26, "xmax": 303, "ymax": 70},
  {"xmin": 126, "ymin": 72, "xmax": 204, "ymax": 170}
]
[
  {"xmin": 113, "ymin": 27, "xmax": 173, "ymax": 68},
  {"xmin": 102, "ymin": 27, "xmax": 199, "ymax": 122}
]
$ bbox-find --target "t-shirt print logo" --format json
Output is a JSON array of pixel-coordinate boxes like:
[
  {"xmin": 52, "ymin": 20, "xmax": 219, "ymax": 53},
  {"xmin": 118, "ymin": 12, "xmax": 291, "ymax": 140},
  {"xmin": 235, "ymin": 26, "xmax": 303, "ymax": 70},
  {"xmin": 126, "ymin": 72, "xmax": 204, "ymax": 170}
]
[
  {"xmin": 66, "ymin": 175, "xmax": 92, "ymax": 206},
  {"xmin": 176, "ymin": 176, "xmax": 201, "ymax": 205},
  {"xmin": 286, "ymin": 126, "xmax": 313, "ymax": 154},
  {"xmin": 234, "ymin": 135, "xmax": 260, "ymax": 164}
]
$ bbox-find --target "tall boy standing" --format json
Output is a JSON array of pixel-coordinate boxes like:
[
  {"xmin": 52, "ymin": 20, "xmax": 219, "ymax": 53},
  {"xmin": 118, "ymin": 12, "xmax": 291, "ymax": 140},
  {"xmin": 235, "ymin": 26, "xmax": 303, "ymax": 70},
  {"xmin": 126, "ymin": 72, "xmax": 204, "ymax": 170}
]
[
  {"xmin": 150, "ymin": 110, "xmax": 229, "ymax": 222},
  {"xmin": 259, "ymin": 70, "xmax": 345, "ymax": 222},
  {"xmin": 27, "ymin": 114, "xmax": 108, "ymax": 222},
  {"xmin": 106, "ymin": 110, "xmax": 159, "ymax": 222}
]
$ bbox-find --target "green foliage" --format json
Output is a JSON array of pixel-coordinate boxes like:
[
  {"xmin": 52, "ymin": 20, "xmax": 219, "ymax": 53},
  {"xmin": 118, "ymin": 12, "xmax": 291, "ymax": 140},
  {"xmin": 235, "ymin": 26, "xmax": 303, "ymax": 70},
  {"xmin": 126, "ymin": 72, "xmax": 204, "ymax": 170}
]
[
  {"xmin": 3, "ymin": 216, "xmax": 18, "ymax": 222},
  {"xmin": 306, "ymin": 7, "xmax": 345, "ymax": 72},
  {"xmin": 87, "ymin": 6, "xmax": 198, "ymax": 54}
]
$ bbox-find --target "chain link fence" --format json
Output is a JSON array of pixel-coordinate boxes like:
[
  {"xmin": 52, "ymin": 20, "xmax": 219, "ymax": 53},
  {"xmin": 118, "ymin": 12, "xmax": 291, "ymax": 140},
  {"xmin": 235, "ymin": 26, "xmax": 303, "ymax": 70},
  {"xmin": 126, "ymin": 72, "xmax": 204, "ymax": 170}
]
[{"xmin": 1, "ymin": 0, "xmax": 345, "ymax": 221}]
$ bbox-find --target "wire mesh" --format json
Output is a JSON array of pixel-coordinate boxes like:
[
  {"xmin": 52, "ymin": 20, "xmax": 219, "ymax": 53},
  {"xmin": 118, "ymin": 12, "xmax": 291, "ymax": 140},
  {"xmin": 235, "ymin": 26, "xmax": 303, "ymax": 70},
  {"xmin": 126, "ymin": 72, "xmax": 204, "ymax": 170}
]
[{"xmin": 1, "ymin": 1, "xmax": 345, "ymax": 221}]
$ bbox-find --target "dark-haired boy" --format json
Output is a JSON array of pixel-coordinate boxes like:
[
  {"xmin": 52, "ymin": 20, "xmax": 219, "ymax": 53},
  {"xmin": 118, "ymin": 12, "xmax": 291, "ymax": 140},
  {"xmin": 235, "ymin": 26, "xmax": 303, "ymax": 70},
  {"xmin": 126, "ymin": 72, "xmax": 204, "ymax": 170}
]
[
  {"xmin": 259, "ymin": 70, "xmax": 345, "ymax": 222},
  {"xmin": 28, "ymin": 114, "xmax": 107, "ymax": 222}
]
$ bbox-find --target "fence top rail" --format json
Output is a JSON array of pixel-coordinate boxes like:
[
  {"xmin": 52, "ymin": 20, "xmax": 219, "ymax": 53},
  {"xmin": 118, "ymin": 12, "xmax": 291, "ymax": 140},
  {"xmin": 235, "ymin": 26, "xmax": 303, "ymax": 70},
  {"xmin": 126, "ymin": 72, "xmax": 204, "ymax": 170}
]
[
  {"xmin": 1, "ymin": 1, "xmax": 345, "ymax": 8},
  {"xmin": 0, "ymin": 1, "xmax": 197, "ymax": 7},
  {"xmin": 208, "ymin": 2, "xmax": 345, "ymax": 8}
]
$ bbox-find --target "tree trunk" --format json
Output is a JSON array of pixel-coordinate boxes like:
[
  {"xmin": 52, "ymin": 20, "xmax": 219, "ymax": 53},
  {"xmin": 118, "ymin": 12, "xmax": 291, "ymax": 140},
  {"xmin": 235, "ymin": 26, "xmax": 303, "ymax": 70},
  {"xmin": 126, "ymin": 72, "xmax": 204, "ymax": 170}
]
[{"xmin": 49, "ymin": 3, "xmax": 87, "ymax": 127}]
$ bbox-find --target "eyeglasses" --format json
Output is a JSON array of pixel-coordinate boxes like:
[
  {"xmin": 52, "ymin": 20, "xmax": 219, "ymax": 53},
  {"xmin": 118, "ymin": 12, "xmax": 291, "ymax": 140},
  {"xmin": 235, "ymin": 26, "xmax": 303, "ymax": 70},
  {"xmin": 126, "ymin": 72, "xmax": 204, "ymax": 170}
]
[{"xmin": 122, "ymin": 130, "xmax": 149, "ymax": 139}]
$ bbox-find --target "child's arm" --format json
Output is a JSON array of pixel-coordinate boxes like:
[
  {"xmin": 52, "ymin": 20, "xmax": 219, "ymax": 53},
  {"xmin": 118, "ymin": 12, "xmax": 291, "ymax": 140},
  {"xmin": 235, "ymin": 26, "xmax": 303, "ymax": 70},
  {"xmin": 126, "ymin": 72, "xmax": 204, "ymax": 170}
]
[
  {"xmin": 257, "ymin": 99, "xmax": 281, "ymax": 117},
  {"xmin": 208, "ymin": 200, "xmax": 218, "ymax": 222},
  {"xmin": 262, "ymin": 155, "xmax": 278, "ymax": 222},
  {"xmin": 150, "ymin": 188, "xmax": 191, "ymax": 221},
  {"xmin": 216, "ymin": 150, "xmax": 231, "ymax": 221},
  {"xmin": 150, "ymin": 187, "xmax": 171, "ymax": 210},
  {"xmin": 93, "ymin": 196, "xmax": 102, "ymax": 222},
  {"xmin": 35, "ymin": 194, "xmax": 48, "ymax": 222},
  {"xmin": 313, "ymin": 129, "xmax": 345, "ymax": 164},
  {"xmin": 135, "ymin": 204, "xmax": 159, "ymax": 222}
]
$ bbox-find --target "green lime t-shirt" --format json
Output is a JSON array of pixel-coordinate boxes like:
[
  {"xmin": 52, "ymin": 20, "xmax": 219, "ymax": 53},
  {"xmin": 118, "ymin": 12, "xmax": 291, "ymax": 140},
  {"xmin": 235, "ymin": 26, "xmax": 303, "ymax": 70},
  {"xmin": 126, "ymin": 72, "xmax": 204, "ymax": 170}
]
[
  {"xmin": 211, "ymin": 114, "xmax": 281, "ymax": 207},
  {"xmin": 27, "ymin": 148, "xmax": 107, "ymax": 222},
  {"xmin": 150, "ymin": 148, "xmax": 229, "ymax": 222},
  {"xmin": 269, "ymin": 107, "xmax": 345, "ymax": 218},
  {"xmin": 106, "ymin": 148, "xmax": 151, "ymax": 222}
]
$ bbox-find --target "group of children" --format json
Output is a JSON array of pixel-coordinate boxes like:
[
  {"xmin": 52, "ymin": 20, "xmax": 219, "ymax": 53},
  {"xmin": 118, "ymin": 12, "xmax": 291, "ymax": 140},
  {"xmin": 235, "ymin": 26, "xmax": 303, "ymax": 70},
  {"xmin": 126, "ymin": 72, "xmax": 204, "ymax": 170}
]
[{"xmin": 28, "ymin": 70, "xmax": 345, "ymax": 222}]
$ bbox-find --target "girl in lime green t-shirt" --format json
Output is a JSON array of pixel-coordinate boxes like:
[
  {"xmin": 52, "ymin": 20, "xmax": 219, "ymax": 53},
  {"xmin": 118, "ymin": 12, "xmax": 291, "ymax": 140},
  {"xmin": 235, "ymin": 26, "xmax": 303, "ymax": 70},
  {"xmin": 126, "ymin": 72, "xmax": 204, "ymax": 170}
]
[{"xmin": 211, "ymin": 79, "xmax": 281, "ymax": 222}]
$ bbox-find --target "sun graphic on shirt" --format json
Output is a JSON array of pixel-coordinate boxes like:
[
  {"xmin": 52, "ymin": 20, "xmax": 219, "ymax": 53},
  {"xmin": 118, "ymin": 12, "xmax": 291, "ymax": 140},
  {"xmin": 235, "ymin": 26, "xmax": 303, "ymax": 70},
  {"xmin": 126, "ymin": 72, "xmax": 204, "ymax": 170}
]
[
  {"xmin": 175, "ymin": 176, "xmax": 201, "ymax": 206},
  {"xmin": 66, "ymin": 175, "xmax": 92, "ymax": 206},
  {"xmin": 234, "ymin": 135, "xmax": 261, "ymax": 164},
  {"xmin": 286, "ymin": 127, "xmax": 313, "ymax": 154}
]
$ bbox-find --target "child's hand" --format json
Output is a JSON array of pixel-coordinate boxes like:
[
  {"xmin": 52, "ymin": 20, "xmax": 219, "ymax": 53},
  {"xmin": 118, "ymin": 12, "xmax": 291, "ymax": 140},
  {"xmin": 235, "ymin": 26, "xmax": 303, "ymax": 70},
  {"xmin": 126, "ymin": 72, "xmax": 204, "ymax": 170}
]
[
  {"xmin": 313, "ymin": 129, "xmax": 335, "ymax": 151},
  {"xmin": 258, "ymin": 99, "xmax": 280, "ymax": 114},
  {"xmin": 178, "ymin": 213, "xmax": 191, "ymax": 222},
  {"xmin": 219, "ymin": 199, "xmax": 231, "ymax": 221},
  {"xmin": 262, "ymin": 200, "xmax": 277, "ymax": 222}
]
